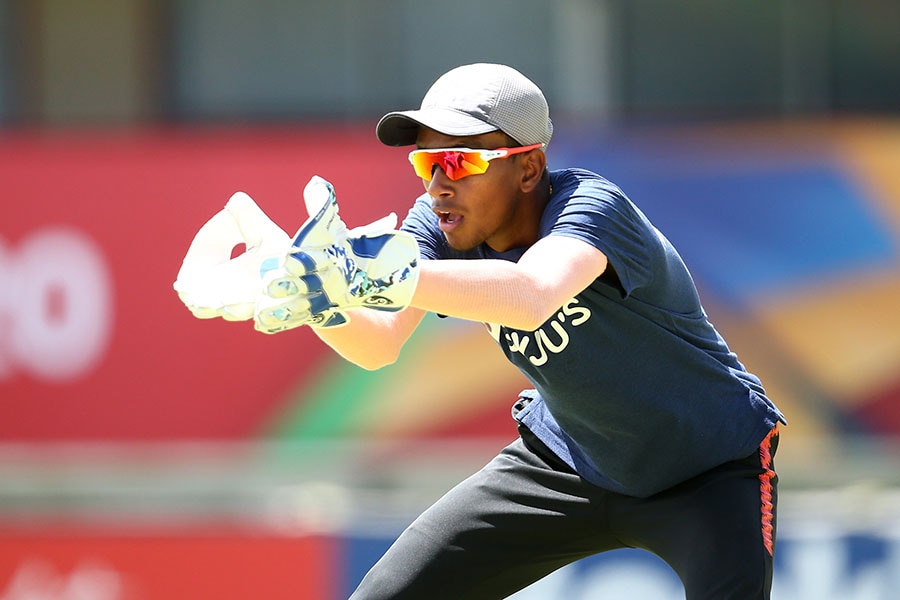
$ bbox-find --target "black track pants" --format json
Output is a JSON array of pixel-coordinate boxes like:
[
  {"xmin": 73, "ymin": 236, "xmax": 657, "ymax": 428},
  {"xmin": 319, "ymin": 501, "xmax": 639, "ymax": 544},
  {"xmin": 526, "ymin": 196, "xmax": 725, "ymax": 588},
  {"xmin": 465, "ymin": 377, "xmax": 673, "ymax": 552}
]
[{"xmin": 350, "ymin": 426, "xmax": 779, "ymax": 600}]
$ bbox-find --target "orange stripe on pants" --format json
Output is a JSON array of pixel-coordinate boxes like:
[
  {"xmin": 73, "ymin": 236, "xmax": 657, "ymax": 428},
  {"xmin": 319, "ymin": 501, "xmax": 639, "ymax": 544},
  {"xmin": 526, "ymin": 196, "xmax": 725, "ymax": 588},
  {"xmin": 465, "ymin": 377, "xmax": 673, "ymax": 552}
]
[{"xmin": 758, "ymin": 425, "xmax": 779, "ymax": 556}]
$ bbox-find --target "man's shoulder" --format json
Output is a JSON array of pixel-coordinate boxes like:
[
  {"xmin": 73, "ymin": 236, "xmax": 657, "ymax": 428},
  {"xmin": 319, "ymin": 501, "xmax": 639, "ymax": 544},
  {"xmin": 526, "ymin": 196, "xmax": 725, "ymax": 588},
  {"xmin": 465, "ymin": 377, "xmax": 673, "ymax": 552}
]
[
  {"xmin": 547, "ymin": 170, "xmax": 633, "ymax": 220},
  {"xmin": 550, "ymin": 168, "xmax": 624, "ymax": 198}
]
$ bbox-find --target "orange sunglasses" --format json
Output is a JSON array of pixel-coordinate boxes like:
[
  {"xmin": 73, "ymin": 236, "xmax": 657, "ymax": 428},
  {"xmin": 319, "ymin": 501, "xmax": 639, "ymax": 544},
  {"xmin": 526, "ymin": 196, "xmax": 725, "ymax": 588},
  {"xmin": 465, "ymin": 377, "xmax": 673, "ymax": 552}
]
[{"xmin": 408, "ymin": 143, "xmax": 544, "ymax": 181}]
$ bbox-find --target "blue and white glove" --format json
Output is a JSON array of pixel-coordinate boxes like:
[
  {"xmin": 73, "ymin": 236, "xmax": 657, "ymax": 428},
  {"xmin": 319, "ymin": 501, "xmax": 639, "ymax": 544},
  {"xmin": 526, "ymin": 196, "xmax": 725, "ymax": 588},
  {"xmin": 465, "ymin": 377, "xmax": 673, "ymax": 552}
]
[
  {"xmin": 254, "ymin": 176, "xmax": 420, "ymax": 334},
  {"xmin": 174, "ymin": 192, "xmax": 290, "ymax": 321}
]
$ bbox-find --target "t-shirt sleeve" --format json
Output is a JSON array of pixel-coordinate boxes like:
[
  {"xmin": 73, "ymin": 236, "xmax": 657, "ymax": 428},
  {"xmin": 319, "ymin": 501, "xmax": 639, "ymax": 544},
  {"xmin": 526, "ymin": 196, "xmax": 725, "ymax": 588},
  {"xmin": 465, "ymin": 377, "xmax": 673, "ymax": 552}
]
[{"xmin": 545, "ymin": 171, "xmax": 661, "ymax": 297}]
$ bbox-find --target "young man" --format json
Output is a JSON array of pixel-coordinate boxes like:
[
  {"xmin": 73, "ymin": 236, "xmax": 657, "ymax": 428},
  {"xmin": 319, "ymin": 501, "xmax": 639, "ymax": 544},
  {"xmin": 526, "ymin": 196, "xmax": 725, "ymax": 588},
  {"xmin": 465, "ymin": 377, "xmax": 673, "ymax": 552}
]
[{"xmin": 181, "ymin": 63, "xmax": 787, "ymax": 599}]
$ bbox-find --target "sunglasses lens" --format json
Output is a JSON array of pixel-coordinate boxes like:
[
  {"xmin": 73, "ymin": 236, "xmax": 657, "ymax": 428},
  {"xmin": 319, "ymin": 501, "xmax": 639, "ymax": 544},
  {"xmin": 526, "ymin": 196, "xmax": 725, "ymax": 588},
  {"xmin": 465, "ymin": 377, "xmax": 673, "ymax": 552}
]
[
  {"xmin": 410, "ymin": 152, "xmax": 439, "ymax": 180},
  {"xmin": 455, "ymin": 153, "xmax": 489, "ymax": 179}
]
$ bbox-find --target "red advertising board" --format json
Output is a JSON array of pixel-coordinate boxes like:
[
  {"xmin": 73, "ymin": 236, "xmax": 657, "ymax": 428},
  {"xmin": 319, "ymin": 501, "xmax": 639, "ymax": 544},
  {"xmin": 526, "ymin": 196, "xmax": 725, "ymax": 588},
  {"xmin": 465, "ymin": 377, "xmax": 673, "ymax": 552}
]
[
  {"xmin": 0, "ymin": 126, "xmax": 422, "ymax": 441},
  {"xmin": 0, "ymin": 529, "xmax": 337, "ymax": 599}
]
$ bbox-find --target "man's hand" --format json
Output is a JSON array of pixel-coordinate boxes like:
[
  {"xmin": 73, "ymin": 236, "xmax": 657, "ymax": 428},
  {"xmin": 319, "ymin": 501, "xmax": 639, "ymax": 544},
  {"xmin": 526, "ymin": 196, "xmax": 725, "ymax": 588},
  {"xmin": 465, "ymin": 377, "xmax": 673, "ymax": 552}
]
[
  {"xmin": 254, "ymin": 176, "xmax": 420, "ymax": 334},
  {"xmin": 174, "ymin": 192, "xmax": 290, "ymax": 321}
]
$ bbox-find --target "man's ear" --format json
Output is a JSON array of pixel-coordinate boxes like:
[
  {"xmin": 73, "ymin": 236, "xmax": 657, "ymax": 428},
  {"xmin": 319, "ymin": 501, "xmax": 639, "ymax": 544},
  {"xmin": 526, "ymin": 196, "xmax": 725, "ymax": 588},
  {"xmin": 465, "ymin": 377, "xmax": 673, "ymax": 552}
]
[{"xmin": 519, "ymin": 149, "xmax": 547, "ymax": 193}]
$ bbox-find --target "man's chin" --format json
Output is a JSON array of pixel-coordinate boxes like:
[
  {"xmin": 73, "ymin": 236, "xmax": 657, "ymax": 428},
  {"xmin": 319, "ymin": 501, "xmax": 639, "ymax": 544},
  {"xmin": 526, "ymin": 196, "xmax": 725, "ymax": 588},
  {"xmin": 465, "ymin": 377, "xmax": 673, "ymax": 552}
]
[{"xmin": 444, "ymin": 235, "xmax": 477, "ymax": 252}]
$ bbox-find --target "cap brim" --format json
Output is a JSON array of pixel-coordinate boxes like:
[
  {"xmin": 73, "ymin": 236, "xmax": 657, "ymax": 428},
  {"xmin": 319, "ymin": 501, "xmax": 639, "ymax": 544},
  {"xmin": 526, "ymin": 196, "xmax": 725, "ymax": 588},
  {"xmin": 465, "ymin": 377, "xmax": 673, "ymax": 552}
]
[{"xmin": 376, "ymin": 108, "xmax": 499, "ymax": 147}]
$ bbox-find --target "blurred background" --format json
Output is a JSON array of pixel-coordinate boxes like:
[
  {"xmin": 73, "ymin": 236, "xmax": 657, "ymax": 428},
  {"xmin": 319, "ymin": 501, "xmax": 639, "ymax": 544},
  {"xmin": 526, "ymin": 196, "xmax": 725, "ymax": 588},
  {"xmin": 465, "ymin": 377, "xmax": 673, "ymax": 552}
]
[{"xmin": 1, "ymin": 0, "xmax": 899, "ymax": 598}]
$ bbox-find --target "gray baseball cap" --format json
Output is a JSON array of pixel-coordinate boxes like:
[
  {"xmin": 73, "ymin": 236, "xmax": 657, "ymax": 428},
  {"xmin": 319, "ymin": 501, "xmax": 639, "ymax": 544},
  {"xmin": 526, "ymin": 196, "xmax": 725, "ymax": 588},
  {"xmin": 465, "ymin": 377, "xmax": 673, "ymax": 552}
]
[{"xmin": 376, "ymin": 63, "xmax": 553, "ymax": 148}]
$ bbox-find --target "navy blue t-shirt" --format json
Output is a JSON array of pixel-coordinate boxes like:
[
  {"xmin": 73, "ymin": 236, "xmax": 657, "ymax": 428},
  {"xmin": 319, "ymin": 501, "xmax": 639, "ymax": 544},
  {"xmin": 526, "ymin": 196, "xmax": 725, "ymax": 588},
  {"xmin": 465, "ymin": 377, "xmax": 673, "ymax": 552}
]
[{"xmin": 400, "ymin": 168, "xmax": 786, "ymax": 498}]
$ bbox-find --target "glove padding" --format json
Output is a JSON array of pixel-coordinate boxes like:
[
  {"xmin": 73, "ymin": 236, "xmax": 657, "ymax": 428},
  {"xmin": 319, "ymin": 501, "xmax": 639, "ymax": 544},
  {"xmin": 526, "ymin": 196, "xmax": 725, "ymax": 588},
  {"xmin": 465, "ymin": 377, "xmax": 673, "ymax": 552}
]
[
  {"xmin": 174, "ymin": 192, "xmax": 290, "ymax": 321},
  {"xmin": 254, "ymin": 176, "xmax": 420, "ymax": 334}
]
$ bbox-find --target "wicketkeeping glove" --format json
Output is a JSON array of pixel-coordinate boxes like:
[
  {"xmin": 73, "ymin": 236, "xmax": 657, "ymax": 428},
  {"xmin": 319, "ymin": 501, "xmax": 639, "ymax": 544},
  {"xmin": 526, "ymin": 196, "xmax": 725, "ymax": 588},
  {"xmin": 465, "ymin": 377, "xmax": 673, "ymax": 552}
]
[
  {"xmin": 174, "ymin": 192, "xmax": 290, "ymax": 321},
  {"xmin": 254, "ymin": 176, "xmax": 420, "ymax": 334}
]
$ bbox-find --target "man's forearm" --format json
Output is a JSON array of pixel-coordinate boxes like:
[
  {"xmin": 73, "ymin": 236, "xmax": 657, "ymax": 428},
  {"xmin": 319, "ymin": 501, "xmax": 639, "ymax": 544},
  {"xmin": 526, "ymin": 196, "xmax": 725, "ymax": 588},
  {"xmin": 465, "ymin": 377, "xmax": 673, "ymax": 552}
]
[
  {"xmin": 409, "ymin": 259, "xmax": 546, "ymax": 330},
  {"xmin": 410, "ymin": 236, "xmax": 608, "ymax": 330},
  {"xmin": 312, "ymin": 306, "xmax": 425, "ymax": 370}
]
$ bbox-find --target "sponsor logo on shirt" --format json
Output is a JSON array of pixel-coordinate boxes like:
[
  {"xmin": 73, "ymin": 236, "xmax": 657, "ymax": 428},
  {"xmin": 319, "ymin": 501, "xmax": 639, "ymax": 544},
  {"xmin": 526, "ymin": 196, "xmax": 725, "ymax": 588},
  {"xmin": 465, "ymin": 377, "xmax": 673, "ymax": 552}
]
[{"xmin": 486, "ymin": 299, "xmax": 591, "ymax": 366}]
